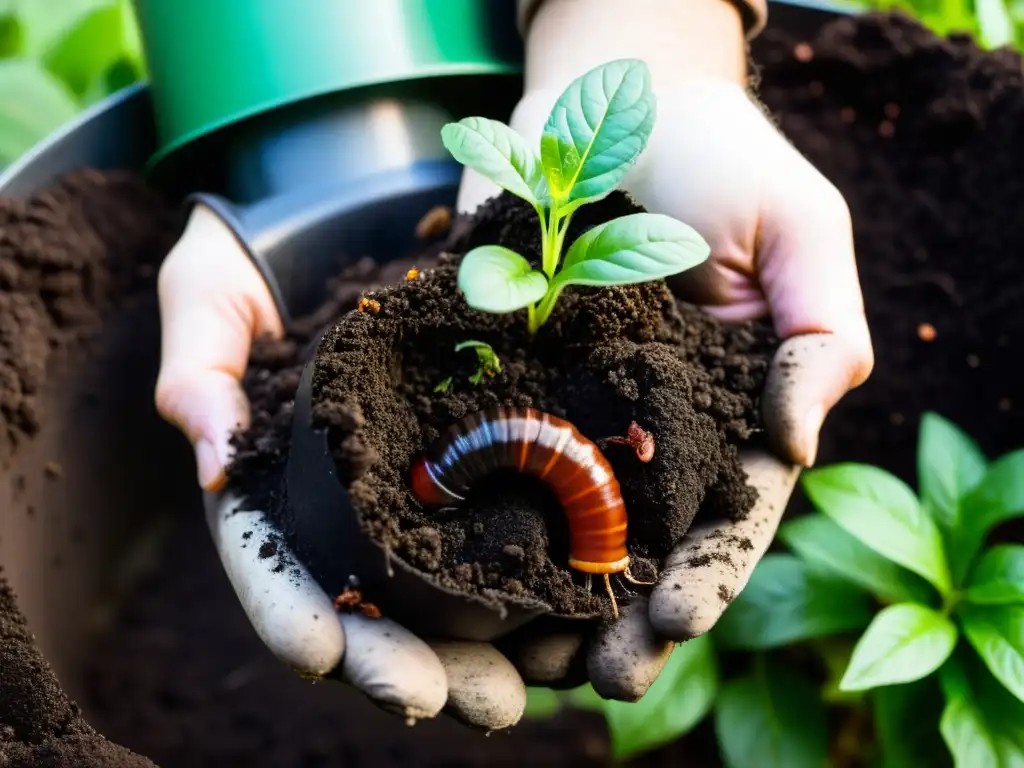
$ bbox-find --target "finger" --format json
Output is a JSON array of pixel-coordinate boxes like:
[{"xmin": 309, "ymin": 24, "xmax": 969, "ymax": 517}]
[
  {"xmin": 205, "ymin": 492, "xmax": 345, "ymax": 674},
  {"xmin": 339, "ymin": 614, "xmax": 448, "ymax": 722},
  {"xmin": 430, "ymin": 642, "xmax": 526, "ymax": 731},
  {"xmin": 762, "ymin": 334, "xmax": 868, "ymax": 467},
  {"xmin": 500, "ymin": 620, "xmax": 588, "ymax": 687},
  {"xmin": 649, "ymin": 450, "xmax": 801, "ymax": 639},
  {"xmin": 757, "ymin": 158, "xmax": 874, "ymax": 466},
  {"xmin": 587, "ymin": 598, "xmax": 674, "ymax": 702},
  {"xmin": 155, "ymin": 205, "xmax": 282, "ymax": 490}
]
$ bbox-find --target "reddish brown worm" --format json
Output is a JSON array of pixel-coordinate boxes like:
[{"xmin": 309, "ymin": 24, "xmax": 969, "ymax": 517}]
[{"xmin": 411, "ymin": 407, "xmax": 637, "ymax": 617}]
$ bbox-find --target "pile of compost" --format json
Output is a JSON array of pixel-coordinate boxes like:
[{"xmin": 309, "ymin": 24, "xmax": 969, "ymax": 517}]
[{"xmin": 1, "ymin": 11, "xmax": 1023, "ymax": 768}]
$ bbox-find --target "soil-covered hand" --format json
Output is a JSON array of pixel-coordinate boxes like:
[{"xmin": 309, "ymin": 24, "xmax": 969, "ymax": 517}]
[
  {"xmin": 458, "ymin": 77, "xmax": 873, "ymax": 701},
  {"xmin": 156, "ymin": 205, "xmax": 527, "ymax": 729}
]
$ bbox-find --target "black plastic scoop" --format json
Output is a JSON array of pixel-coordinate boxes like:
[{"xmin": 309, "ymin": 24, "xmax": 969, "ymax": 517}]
[{"xmin": 285, "ymin": 358, "xmax": 555, "ymax": 642}]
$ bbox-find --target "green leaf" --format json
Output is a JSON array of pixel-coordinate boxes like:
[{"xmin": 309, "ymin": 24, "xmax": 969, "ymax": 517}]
[
  {"xmin": 780, "ymin": 513, "xmax": 934, "ymax": 604},
  {"xmin": 523, "ymin": 687, "xmax": 562, "ymax": 719},
  {"xmin": 961, "ymin": 605, "xmax": 1024, "ymax": 705},
  {"xmin": 457, "ymin": 246, "xmax": 548, "ymax": 313},
  {"xmin": 840, "ymin": 603, "xmax": 957, "ymax": 691},
  {"xmin": 954, "ymin": 450, "xmax": 1024, "ymax": 584},
  {"xmin": 441, "ymin": 117, "xmax": 546, "ymax": 205},
  {"xmin": 917, "ymin": 412, "xmax": 987, "ymax": 530},
  {"xmin": 942, "ymin": 695, "xmax": 1002, "ymax": 767},
  {"xmin": 42, "ymin": 1, "xmax": 127, "ymax": 97},
  {"xmin": 0, "ymin": 12, "xmax": 24, "ymax": 58},
  {"xmin": 976, "ymin": 0, "xmax": 1016, "ymax": 48},
  {"xmin": 873, "ymin": 678, "xmax": 949, "ymax": 768},
  {"xmin": 803, "ymin": 464, "xmax": 952, "ymax": 595},
  {"xmin": 454, "ymin": 339, "xmax": 502, "ymax": 384},
  {"xmin": 565, "ymin": 683, "xmax": 604, "ymax": 712},
  {"xmin": 602, "ymin": 635, "xmax": 718, "ymax": 760},
  {"xmin": 0, "ymin": 59, "xmax": 79, "ymax": 164},
  {"xmin": 939, "ymin": 657, "xmax": 1024, "ymax": 767},
  {"xmin": 540, "ymin": 58, "xmax": 655, "ymax": 204},
  {"xmin": 968, "ymin": 546, "xmax": 1024, "ymax": 605},
  {"xmin": 714, "ymin": 661, "xmax": 829, "ymax": 768},
  {"xmin": 714, "ymin": 554, "xmax": 873, "ymax": 650}
]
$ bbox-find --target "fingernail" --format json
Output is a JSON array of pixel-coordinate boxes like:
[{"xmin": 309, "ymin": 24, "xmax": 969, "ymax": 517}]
[
  {"xmin": 196, "ymin": 439, "xmax": 227, "ymax": 492},
  {"xmin": 800, "ymin": 404, "xmax": 825, "ymax": 467}
]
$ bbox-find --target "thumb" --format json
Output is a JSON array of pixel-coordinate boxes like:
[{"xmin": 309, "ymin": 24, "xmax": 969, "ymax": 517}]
[
  {"xmin": 154, "ymin": 205, "xmax": 283, "ymax": 491},
  {"xmin": 757, "ymin": 158, "xmax": 874, "ymax": 467}
]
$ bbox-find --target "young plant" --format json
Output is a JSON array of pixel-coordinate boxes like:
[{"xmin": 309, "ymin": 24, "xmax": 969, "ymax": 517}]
[
  {"xmin": 434, "ymin": 340, "xmax": 502, "ymax": 393},
  {"xmin": 715, "ymin": 411, "xmax": 1024, "ymax": 767},
  {"xmin": 441, "ymin": 58, "xmax": 710, "ymax": 334}
]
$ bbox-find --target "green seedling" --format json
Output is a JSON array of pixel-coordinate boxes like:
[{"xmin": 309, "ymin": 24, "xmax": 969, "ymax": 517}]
[
  {"xmin": 441, "ymin": 58, "xmax": 711, "ymax": 334},
  {"xmin": 434, "ymin": 340, "xmax": 502, "ymax": 393}
]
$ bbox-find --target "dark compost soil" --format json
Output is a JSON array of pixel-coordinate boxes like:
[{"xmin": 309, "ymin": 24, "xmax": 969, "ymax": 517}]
[
  {"xmin": 227, "ymin": 191, "xmax": 776, "ymax": 620},
  {"xmin": 2, "ymin": 10, "xmax": 1024, "ymax": 768}
]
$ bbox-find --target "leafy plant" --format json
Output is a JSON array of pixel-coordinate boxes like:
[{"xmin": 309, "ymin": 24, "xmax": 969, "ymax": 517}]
[
  {"xmin": 434, "ymin": 340, "xmax": 502, "ymax": 393},
  {"xmin": 716, "ymin": 411, "xmax": 1024, "ymax": 766},
  {"xmin": 0, "ymin": 0, "xmax": 144, "ymax": 166},
  {"xmin": 441, "ymin": 58, "xmax": 711, "ymax": 334}
]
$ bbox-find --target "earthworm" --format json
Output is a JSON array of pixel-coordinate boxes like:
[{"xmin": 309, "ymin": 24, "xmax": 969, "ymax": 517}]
[{"xmin": 411, "ymin": 407, "xmax": 649, "ymax": 618}]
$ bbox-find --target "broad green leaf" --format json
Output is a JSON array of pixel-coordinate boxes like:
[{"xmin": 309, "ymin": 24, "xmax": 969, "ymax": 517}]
[
  {"xmin": 873, "ymin": 679, "xmax": 949, "ymax": 768},
  {"xmin": 961, "ymin": 605, "xmax": 1024, "ymax": 705},
  {"xmin": 917, "ymin": 412, "xmax": 987, "ymax": 530},
  {"xmin": 942, "ymin": 696, "xmax": 1002, "ymax": 768},
  {"xmin": 550, "ymin": 213, "xmax": 709, "ymax": 294},
  {"xmin": 42, "ymin": 1, "xmax": 126, "ymax": 97},
  {"xmin": 954, "ymin": 450, "xmax": 1024, "ymax": 584},
  {"xmin": 780, "ymin": 513, "xmax": 934, "ymax": 604},
  {"xmin": 441, "ymin": 117, "xmax": 546, "ymax": 205},
  {"xmin": 14, "ymin": 0, "xmax": 110, "ymax": 55},
  {"xmin": 714, "ymin": 662, "xmax": 829, "ymax": 768},
  {"xmin": 976, "ymin": 0, "xmax": 1016, "ymax": 48},
  {"xmin": 540, "ymin": 58, "xmax": 655, "ymax": 204},
  {"xmin": 602, "ymin": 635, "xmax": 718, "ymax": 759},
  {"xmin": 0, "ymin": 59, "xmax": 79, "ymax": 164},
  {"xmin": 523, "ymin": 687, "xmax": 562, "ymax": 719},
  {"xmin": 714, "ymin": 554, "xmax": 873, "ymax": 650},
  {"xmin": 803, "ymin": 464, "xmax": 952, "ymax": 595},
  {"xmin": 840, "ymin": 603, "xmax": 957, "ymax": 690},
  {"xmin": 939, "ymin": 657, "xmax": 1024, "ymax": 767},
  {"xmin": 968, "ymin": 546, "xmax": 1024, "ymax": 605},
  {"xmin": 457, "ymin": 246, "xmax": 548, "ymax": 313}
]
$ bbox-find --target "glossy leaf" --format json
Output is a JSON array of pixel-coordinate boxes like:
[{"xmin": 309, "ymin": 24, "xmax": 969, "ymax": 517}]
[
  {"xmin": 550, "ymin": 213, "xmax": 709, "ymax": 293},
  {"xmin": 840, "ymin": 603, "xmax": 957, "ymax": 691},
  {"xmin": 780, "ymin": 513, "xmax": 934, "ymax": 604},
  {"xmin": 939, "ymin": 657, "xmax": 1024, "ymax": 767},
  {"xmin": 968, "ymin": 545, "xmax": 1024, "ymax": 605},
  {"xmin": 42, "ymin": 1, "xmax": 125, "ymax": 97},
  {"xmin": 714, "ymin": 662, "xmax": 829, "ymax": 768},
  {"xmin": 602, "ymin": 635, "xmax": 718, "ymax": 760},
  {"xmin": 954, "ymin": 450, "xmax": 1024, "ymax": 584},
  {"xmin": 960, "ymin": 605, "xmax": 1024, "ymax": 704},
  {"xmin": 457, "ymin": 246, "xmax": 548, "ymax": 313},
  {"xmin": 873, "ymin": 678, "xmax": 949, "ymax": 768},
  {"xmin": 803, "ymin": 463, "xmax": 952, "ymax": 595},
  {"xmin": 917, "ymin": 412, "xmax": 987, "ymax": 529},
  {"xmin": 0, "ymin": 59, "xmax": 78, "ymax": 165},
  {"xmin": 540, "ymin": 58, "xmax": 655, "ymax": 204},
  {"xmin": 441, "ymin": 117, "xmax": 546, "ymax": 205},
  {"xmin": 714, "ymin": 554, "xmax": 873, "ymax": 650}
]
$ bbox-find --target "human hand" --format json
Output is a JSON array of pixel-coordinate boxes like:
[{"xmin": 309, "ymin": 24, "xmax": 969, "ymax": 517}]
[
  {"xmin": 456, "ymin": 32, "xmax": 872, "ymax": 701},
  {"xmin": 155, "ymin": 204, "xmax": 528, "ymax": 728}
]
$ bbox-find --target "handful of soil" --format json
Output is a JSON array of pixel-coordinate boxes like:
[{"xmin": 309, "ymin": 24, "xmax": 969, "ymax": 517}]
[{"xmin": 231, "ymin": 191, "xmax": 777, "ymax": 619}]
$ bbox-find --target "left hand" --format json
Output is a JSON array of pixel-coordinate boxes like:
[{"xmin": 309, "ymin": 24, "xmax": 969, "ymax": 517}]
[{"xmin": 456, "ymin": 73, "xmax": 873, "ymax": 701}]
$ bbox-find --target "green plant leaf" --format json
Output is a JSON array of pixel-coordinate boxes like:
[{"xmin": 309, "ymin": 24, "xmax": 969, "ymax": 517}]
[
  {"xmin": 714, "ymin": 661, "xmax": 829, "ymax": 768},
  {"xmin": 960, "ymin": 605, "xmax": 1024, "ymax": 705},
  {"xmin": 454, "ymin": 339, "xmax": 502, "ymax": 384},
  {"xmin": 714, "ymin": 554, "xmax": 873, "ymax": 650},
  {"xmin": 953, "ymin": 450, "xmax": 1024, "ymax": 584},
  {"xmin": 968, "ymin": 545, "xmax": 1024, "ymax": 605},
  {"xmin": 602, "ymin": 635, "xmax": 718, "ymax": 760},
  {"xmin": 457, "ymin": 246, "xmax": 548, "ymax": 313},
  {"xmin": 550, "ymin": 213, "xmax": 709, "ymax": 295},
  {"xmin": 803, "ymin": 463, "xmax": 952, "ymax": 595},
  {"xmin": 540, "ymin": 58, "xmax": 655, "ymax": 204},
  {"xmin": 42, "ymin": 1, "xmax": 127, "ymax": 97},
  {"xmin": 0, "ymin": 59, "xmax": 79, "ymax": 165},
  {"xmin": 0, "ymin": 11, "xmax": 23, "ymax": 58},
  {"xmin": 441, "ymin": 117, "xmax": 546, "ymax": 205},
  {"xmin": 523, "ymin": 687, "xmax": 562, "ymax": 719},
  {"xmin": 976, "ymin": 0, "xmax": 1016, "ymax": 48},
  {"xmin": 939, "ymin": 656, "xmax": 1024, "ymax": 767},
  {"xmin": 840, "ymin": 603, "xmax": 958, "ymax": 691},
  {"xmin": 873, "ymin": 678, "xmax": 949, "ymax": 768},
  {"xmin": 917, "ymin": 412, "xmax": 987, "ymax": 530},
  {"xmin": 780, "ymin": 513, "xmax": 934, "ymax": 604},
  {"xmin": 565, "ymin": 683, "xmax": 604, "ymax": 712}
]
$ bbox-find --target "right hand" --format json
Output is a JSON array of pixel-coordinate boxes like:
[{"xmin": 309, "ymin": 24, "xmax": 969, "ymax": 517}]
[{"xmin": 155, "ymin": 204, "xmax": 528, "ymax": 728}]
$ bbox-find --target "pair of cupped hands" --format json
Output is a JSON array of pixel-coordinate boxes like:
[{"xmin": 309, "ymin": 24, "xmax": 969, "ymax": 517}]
[{"xmin": 155, "ymin": 75, "xmax": 873, "ymax": 728}]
